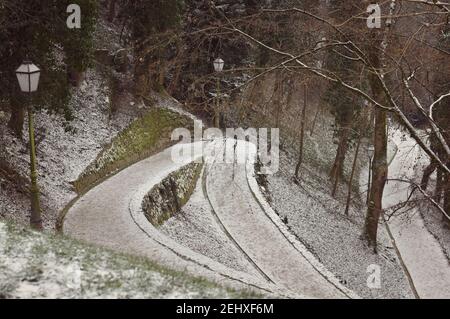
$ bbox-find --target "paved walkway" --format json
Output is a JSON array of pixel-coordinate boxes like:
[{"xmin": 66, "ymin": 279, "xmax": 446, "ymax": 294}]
[
  {"xmin": 64, "ymin": 142, "xmax": 287, "ymax": 296},
  {"xmin": 205, "ymin": 139, "xmax": 346, "ymax": 298},
  {"xmin": 64, "ymin": 140, "xmax": 351, "ymax": 298},
  {"xmin": 384, "ymin": 130, "xmax": 450, "ymax": 299}
]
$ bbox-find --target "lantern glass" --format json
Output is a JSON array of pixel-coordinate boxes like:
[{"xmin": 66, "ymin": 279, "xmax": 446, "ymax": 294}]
[
  {"xmin": 29, "ymin": 72, "xmax": 41, "ymax": 92},
  {"xmin": 16, "ymin": 73, "xmax": 30, "ymax": 92},
  {"xmin": 213, "ymin": 58, "xmax": 224, "ymax": 72},
  {"xmin": 16, "ymin": 62, "xmax": 41, "ymax": 93}
]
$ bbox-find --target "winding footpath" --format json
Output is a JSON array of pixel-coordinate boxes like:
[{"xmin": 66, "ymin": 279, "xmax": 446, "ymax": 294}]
[
  {"xmin": 383, "ymin": 130, "xmax": 450, "ymax": 299},
  {"xmin": 205, "ymin": 139, "xmax": 351, "ymax": 298},
  {"xmin": 64, "ymin": 138, "xmax": 355, "ymax": 298}
]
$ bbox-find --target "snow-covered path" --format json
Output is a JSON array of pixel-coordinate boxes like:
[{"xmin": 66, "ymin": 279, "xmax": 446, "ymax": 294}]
[
  {"xmin": 205, "ymin": 139, "xmax": 348, "ymax": 298},
  {"xmin": 384, "ymin": 130, "xmax": 450, "ymax": 299},
  {"xmin": 63, "ymin": 139, "xmax": 354, "ymax": 298},
  {"xmin": 64, "ymin": 142, "xmax": 290, "ymax": 296}
]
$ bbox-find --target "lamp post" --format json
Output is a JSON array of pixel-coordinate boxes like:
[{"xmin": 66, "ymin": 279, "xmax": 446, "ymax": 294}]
[
  {"xmin": 366, "ymin": 145, "xmax": 375, "ymax": 205},
  {"xmin": 213, "ymin": 58, "xmax": 224, "ymax": 128},
  {"xmin": 16, "ymin": 61, "xmax": 42, "ymax": 230}
]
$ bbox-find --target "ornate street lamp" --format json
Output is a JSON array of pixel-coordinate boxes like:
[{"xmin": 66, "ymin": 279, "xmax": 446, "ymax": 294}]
[
  {"xmin": 366, "ymin": 145, "xmax": 375, "ymax": 205},
  {"xmin": 16, "ymin": 61, "xmax": 41, "ymax": 93},
  {"xmin": 213, "ymin": 58, "xmax": 224, "ymax": 73},
  {"xmin": 16, "ymin": 61, "xmax": 42, "ymax": 230},
  {"xmin": 213, "ymin": 58, "xmax": 224, "ymax": 128}
]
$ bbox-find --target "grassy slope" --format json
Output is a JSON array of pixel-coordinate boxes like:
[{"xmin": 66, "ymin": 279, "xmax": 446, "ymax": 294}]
[
  {"xmin": 0, "ymin": 221, "xmax": 258, "ymax": 299},
  {"xmin": 73, "ymin": 107, "xmax": 193, "ymax": 194}
]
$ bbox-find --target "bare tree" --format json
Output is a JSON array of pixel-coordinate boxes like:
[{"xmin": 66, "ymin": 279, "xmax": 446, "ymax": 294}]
[
  {"xmin": 345, "ymin": 130, "xmax": 363, "ymax": 216},
  {"xmin": 295, "ymin": 83, "xmax": 308, "ymax": 179},
  {"xmin": 221, "ymin": 0, "xmax": 450, "ymax": 247}
]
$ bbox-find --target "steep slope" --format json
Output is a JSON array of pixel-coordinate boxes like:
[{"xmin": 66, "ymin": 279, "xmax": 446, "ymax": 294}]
[{"xmin": 0, "ymin": 221, "xmax": 257, "ymax": 299}]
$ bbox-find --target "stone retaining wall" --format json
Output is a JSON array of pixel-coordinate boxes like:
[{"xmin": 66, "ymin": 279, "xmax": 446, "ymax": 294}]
[{"xmin": 142, "ymin": 162, "xmax": 203, "ymax": 226}]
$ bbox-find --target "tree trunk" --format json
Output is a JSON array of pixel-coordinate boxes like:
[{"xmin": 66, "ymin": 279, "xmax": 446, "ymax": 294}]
[
  {"xmin": 310, "ymin": 107, "xmax": 321, "ymax": 136},
  {"xmin": 330, "ymin": 126, "xmax": 350, "ymax": 183},
  {"xmin": 444, "ymin": 172, "xmax": 450, "ymax": 223},
  {"xmin": 295, "ymin": 84, "xmax": 308, "ymax": 178},
  {"xmin": 158, "ymin": 61, "xmax": 166, "ymax": 92},
  {"xmin": 363, "ymin": 0, "xmax": 396, "ymax": 250},
  {"xmin": 331, "ymin": 167, "xmax": 340, "ymax": 198},
  {"xmin": 8, "ymin": 99, "xmax": 25, "ymax": 138},
  {"xmin": 273, "ymin": 74, "xmax": 283, "ymax": 129},
  {"xmin": 364, "ymin": 107, "xmax": 388, "ymax": 251},
  {"xmin": 344, "ymin": 134, "xmax": 362, "ymax": 215},
  {"xmin": 435, "ymin": 167, "xmax": 444, "ymax": 203},
  {"xmin": 108, "ymin": 0, "xmax": 117, "ymax": 22},
  {"xmin": 68, "ymin": 67, "xmax": 85, "ymax": 87},
  {"xmin": 421, "ymin": 160, "xmax": 438, "ymax": 190},
  {"xmin": 156, "ymin": 44, "xmax": 167, "ymax": 93}
]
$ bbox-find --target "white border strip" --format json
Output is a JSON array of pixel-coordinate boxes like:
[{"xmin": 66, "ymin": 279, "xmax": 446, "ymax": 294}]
[
  {"xmin": 245, "ymin": 155, "xmax": 361, "ymax": 299},
  {"xmin": 127, "ymin": 148, "xmax": 300, "ymax": 298}
]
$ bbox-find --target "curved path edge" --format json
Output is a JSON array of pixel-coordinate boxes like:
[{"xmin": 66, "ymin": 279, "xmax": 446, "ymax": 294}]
[
  {"xmin": 127, "ymin": 159, "xmax": 298, "ymax": 298},
  {"xmin": 57, "ymin": 103, "xmax": 197, "ymax": 232},
  {"xmin": 383, "ymin": 129, "xmax": 450, "ymax": 299},
  {"xmin": 245, "ymin": 152, "xmax": 361, "ymax": 299}
]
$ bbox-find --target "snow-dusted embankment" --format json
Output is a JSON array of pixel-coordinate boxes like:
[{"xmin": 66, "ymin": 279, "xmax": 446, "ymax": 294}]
[
  {"xmin": 204, "ymin": 139, "xmax": 355, "ymax": 299},
  {"xmin": 384, "ymin": 130, "xmax": 450, "ymax": 299},
  {"xmin": 64, "ymin": 137, "xmax": 357, "ymax": 298},
  {"xmin": 0, "ymin": 220, "xmax": 256, "ymax": 299},
  {"xmin": 63, "ymin": 142, "xmax": 293, "ymax": 297}
]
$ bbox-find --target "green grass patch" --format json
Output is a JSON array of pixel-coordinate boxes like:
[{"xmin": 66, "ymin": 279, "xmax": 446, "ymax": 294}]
[
  {"xmin": 0, "ymin": 220, "xmax": 262, "ymax": 299},
  {"xmin": 73, "ymin": 107, "xmax": 193, "ymax": 194}
]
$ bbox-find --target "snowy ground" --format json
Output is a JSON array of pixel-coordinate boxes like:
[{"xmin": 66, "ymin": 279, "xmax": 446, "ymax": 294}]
[
  {"xmin": 0, "ymin": 221, "xmax": 256, "ymax": 299},
  {"xmin": 0, "ymin": 11, "xmax": 147, "ymax": 230},
  {"xmin": 64, "ymin": 142, "xmax": 291, "ymax": 297},
  {"xmin": 159, "ymin": 167, "xmax": 259, "ymax": 274},
  {"xmin": 204, "ymin": 140, "xmax": 349, "ymax": 298},
  {"xmin": 264, "ymin": 120, "xmax": 450, "ymax": 299},
  {"xmin": 267, "ymin": 151, "xmax": 414, "ymax": 299},
  {"xmin": 421, "ymin": 209, "xmax": 450, "ymax": 261},
  {"xmin": 157, "ymin": 140, "xmax": 354, "ymax": 298},
  {"xmin": 64, "ymin": 137, "xmax": 356, "ymax": 298},
  {"xmin": 383, "ymin": 128, "xmax": 450, "ymax": 299},
  {"xmin": 261, "ymin": 113, "xmax": 415, "ymax": 299},
  {"xmin": 0, "ymin": 69, "xmax": 140, "ymax": 229}
]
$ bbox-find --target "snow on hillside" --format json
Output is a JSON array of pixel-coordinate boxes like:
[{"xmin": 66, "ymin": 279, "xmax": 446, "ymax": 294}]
[
  {"xmin": 264, "ymin": 115, "xmax": 415, "ymax": 299},
  {"xmin": 0, "ymin": 69, "xmax": 142, "ymax": 229},
  {"xmin": 383, "ymin": 129, "xmax": 450, "ymax": 298},
  {"xmin": 0, "ymin": 221, "xmax": 257, "ymax": 299},
  {"xmin": 267, "ymin": 151, "xmax": 414, "ymax": 299},
  {"xmin": 160, "ymin": 170, "xmax": 260, "ymax": 274}
]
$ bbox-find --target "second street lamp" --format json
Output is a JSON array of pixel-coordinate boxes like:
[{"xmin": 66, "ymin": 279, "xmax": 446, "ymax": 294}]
[
  {"xmin": 213, "ymin": 58, "xmax": 224, "ymax": 72},
  {"xmin": 213, "ymin": 58, "xmax": 224, "ymax": 128},
  {"xmin": 16, "ymin": 61, "xmax": 42, "ymax": 230}
]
